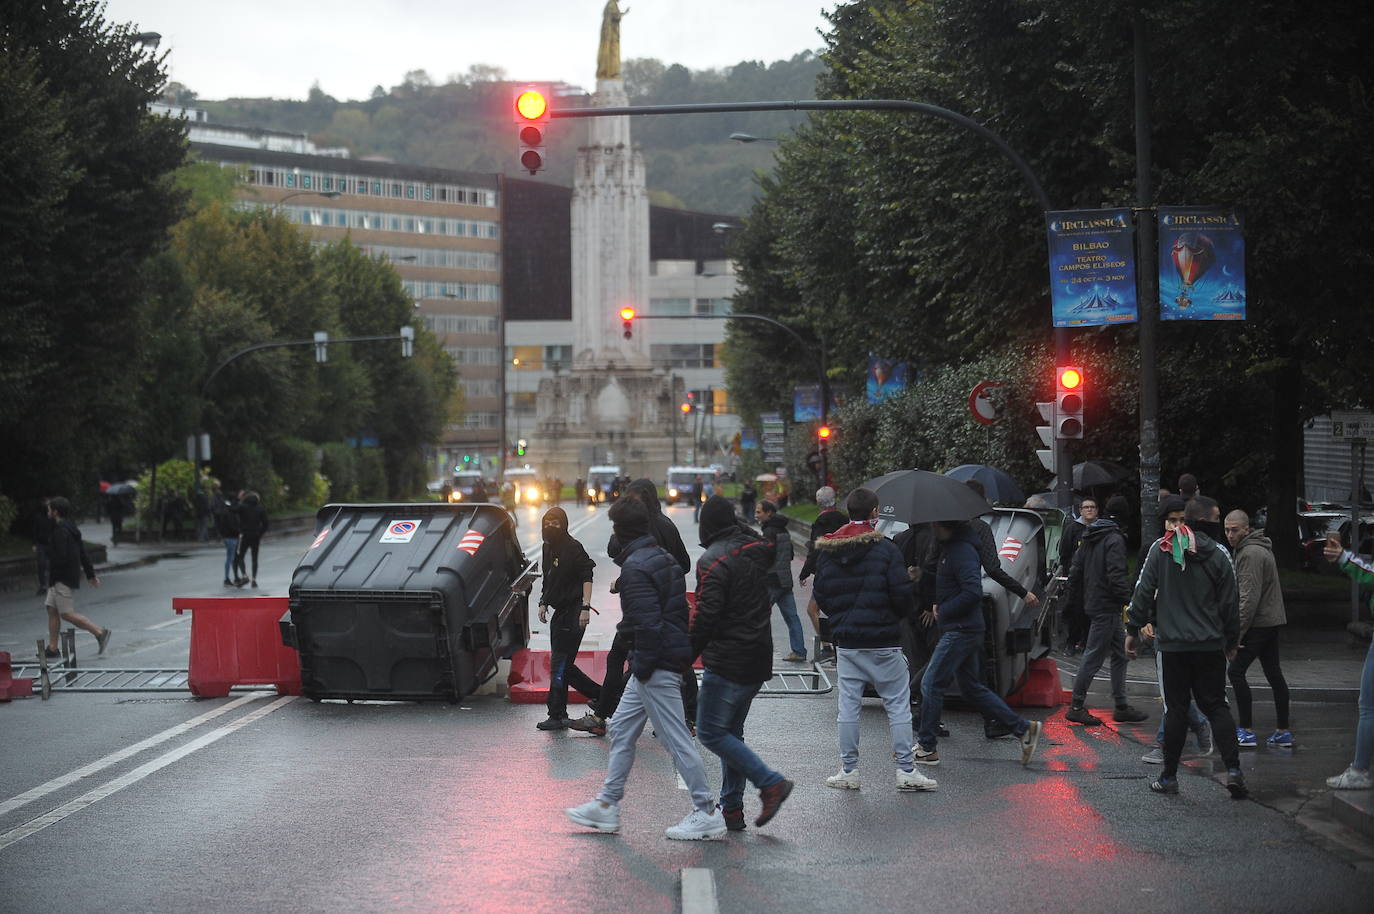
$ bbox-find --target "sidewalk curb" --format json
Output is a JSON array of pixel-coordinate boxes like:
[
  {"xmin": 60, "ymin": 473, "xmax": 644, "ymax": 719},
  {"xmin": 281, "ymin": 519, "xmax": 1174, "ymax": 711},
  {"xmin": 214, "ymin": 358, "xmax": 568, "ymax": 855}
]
[{"xmin": 1059, "ymin": 660, "xmax": 1362, "ymax": 704}]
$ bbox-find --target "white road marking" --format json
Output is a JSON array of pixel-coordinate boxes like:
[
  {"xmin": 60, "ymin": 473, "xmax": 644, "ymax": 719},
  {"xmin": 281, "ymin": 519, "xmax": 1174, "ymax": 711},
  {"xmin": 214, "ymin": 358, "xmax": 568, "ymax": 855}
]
[
  {"xmin": 0, "ymin": 694, "xmax": 295, "ymax": 852},
  {"xmin": 681, "ymin": 868, "xmax": 720, "ymax": 914},
  {"xmin": 148, "ymin": 613, "xmax": 193, "ymax": 630},
  {"xmin": 0, "ymin": 692, "xmax": 274, "ymax": 818}
]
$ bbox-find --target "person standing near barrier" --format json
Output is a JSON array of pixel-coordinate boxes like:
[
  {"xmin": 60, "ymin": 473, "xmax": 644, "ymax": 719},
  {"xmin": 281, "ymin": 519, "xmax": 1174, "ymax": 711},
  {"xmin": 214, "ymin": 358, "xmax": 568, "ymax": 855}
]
[
  {"xmin": 756, "ymin": 500, "xmax": 808, "ymax": 662},
  {"xmin": 1323, "ymin": 533, "xmax": 1374, "ymax": 789},
  {"xmin": 813, "ymin": 488, "xmax": 938, "ymax": 792},
  {"xmin": 234, "ymin": 491, "xmax": 269, "ymax": 588},
  {"xmin": 566, "ymin": 496, "xmax": 726, "ymax": 840},
  {"xmin": 692, "ymin": 495, "xmax": 793, "ymax": 830},
  {"xmin": 536, "ymin": 506, "xmax": 601, "ymax": 731},
  {"xmin": 42, "ymin": 497, "xmax": 110, "ymax": 659}
]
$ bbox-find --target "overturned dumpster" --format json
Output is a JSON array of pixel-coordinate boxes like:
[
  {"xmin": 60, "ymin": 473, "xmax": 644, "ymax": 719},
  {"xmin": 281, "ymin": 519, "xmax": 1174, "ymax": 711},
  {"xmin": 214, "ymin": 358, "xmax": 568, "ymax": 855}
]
[{"xmin": 282, "ymin": 503, "xmax": 535, "ymax": 702}]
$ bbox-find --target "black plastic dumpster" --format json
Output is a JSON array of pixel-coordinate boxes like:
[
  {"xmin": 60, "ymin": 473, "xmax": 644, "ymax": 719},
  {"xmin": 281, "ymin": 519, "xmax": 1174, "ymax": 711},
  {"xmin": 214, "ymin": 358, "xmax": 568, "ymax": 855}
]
[{"xmin": 281, "ymin": 503, "xmax": 535, "ymax": 702}]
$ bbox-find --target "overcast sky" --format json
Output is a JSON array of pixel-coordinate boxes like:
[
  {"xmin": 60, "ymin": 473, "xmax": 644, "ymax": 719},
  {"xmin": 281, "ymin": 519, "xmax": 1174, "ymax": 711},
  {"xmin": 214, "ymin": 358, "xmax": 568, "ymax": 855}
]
[{"xmin": 102, "ymin": 0, "xmax": 838, "ymax": 101}]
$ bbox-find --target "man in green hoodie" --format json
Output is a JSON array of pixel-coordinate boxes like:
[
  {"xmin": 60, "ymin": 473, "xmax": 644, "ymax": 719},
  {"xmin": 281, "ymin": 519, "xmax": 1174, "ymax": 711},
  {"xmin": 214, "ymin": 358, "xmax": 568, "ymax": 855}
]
[
  {"xmin": 1224, "ymin": 510, "xmax": 1291, "ymax": 749},
  {"xmin": 1126, "ymin": 497, "xmax": 1246, "ymax": 798}
]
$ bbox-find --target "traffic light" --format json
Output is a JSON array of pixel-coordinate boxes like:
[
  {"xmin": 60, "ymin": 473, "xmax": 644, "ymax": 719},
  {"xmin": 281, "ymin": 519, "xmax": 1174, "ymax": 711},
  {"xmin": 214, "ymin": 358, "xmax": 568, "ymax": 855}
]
[
  {"xmin": 462, "ymin": 454, "xmax": 471, "ymax": 464},
  {"xmin": 517, "ymin": 438, "xmax": 527, "ymax": 457},
  {"xmin": 817, "ymin": 425, "xmax": 833, "ymax": 442},
  {"xmin": 620, "ymin": 306, "xmax": 636, "ymax": 339},
  {"xmin": 680, "ymin": 402, "xmax": 692, "ymax": 414},
  {"xmin": 1035, "ymin": 402, "xmax": 1056, "ymax": 471},
  {"xmin": 1055, "ymin": 366, "xmax": 1085, "ymax": 439},
  {"xmin": 514, "ymin": 88, "xmax": 549, "ymax": 175}
]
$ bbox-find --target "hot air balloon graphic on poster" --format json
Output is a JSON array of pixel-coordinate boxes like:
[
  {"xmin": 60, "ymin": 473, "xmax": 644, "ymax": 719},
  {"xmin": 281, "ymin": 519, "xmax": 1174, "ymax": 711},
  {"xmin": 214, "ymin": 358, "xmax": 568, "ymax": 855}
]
[{"xmin": 1170, "ymin": 232, "xmax": 1216, "ymax": 309}]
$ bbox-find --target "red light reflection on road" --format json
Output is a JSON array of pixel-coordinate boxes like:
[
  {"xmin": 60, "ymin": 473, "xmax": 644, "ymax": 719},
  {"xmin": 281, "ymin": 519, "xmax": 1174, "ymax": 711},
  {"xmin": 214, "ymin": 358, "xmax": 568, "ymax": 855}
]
[
  {"xmin": 1001, "ymin": 775, "xmax": 1123, "ymax": 863},
  {"xmin": 1038, "ymin": 713, "xmax": 1127, "ymax": 772}
]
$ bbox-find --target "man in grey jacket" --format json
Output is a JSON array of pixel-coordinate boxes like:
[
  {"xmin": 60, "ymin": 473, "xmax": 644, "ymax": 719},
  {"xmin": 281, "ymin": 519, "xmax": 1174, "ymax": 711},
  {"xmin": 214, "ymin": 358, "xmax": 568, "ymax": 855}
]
[
  {"xmin": 1224, "ymin": 510, "xmax": 1291, "ymax": 748},
  {"xmin": 756, "ymin": 500, "xmax": 808, "ymax": 661}
]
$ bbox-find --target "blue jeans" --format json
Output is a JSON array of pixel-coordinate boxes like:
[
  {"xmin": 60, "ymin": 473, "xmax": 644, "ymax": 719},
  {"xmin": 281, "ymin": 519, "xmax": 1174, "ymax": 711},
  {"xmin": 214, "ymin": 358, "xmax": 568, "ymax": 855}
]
[
  {"xmin": 917, "ymin": 630, "xmax": 1026, "ymax": 751},
  {"xmin": 222, "ymin": 537, "xmax": 239, "ymax": 581},
  {"xmin": 696, "ymin": 670, "xmax": 782, "ymax": 810},
  {"xmin": 1354, "ymin": 637, "xmax": 1374, "ymax": 771},
  {"xmin": 768, "ymin": 586, "xmax": 807, "ymax": 656}
]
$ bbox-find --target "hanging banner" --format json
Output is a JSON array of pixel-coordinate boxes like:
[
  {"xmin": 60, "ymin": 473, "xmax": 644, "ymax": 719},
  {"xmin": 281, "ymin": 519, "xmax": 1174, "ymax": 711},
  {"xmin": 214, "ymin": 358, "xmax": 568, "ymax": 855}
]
[
  {"xmin": 866, "ymin": 358, "xmax": 909, "ymax": 404},
  {"xmin": 1046, "ymin": 208, "xmax": 1138, "ymax": 327},
  {"xmin": 1158, "ymin": 206, "xmax": 1246, "ymax": 320},
  {"xmin": 760, "ymin": 412, "xmax": 786, "ymax": 465}
]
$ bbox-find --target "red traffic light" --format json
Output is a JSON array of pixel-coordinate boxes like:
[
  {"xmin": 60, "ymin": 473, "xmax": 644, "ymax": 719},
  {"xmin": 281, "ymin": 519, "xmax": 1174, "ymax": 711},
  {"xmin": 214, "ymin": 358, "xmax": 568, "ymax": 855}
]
[
  {"xmin": 1058, "ymin": 367, "xmax": 1082, "ymax": 390},
  {"xmin": 515, "ymin": 90, "xmax": 547, "ymax": 120},
  {"xmin": 680, "ymin": 402, "xmax": 692, "ymax": 414},
  {"xmin": 619, "ymin": 307, "xmax": 636, "ymax": 321},
  {"xmin": 1055, "ymin": 365, "xmax": 1085, "ymax": 439},
  {"xmin": 818, "ymin": 426, "xmax": 833, "ymax": 440}
]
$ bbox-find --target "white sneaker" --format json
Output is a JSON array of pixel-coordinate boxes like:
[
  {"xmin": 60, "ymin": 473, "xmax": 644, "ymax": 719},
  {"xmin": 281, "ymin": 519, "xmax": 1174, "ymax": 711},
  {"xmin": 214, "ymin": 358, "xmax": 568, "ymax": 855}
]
[
  {"xmin": 565, "ymin": 799, "xmax": 620, "ymax": 833},
  {"xmin": 897, "ymin": 768, "xmax": 938, "ymax": 792},
  {"xmin": 665, "ymin": 807, "xmax": 727, "ymax": 841},
  {"xmin": 826, "ymin": 768, "xmax": 861, "ymax": 790},
  {"xmin": 1326, "ymin": 766, "xmax": 1374, "ymax": 790}
]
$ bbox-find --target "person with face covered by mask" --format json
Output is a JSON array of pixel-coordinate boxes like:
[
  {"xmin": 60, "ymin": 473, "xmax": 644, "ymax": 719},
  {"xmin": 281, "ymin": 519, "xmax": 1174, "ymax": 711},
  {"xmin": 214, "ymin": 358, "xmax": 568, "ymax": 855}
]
[{"xmin": 536, "ymin": 506, "xmax": 601, "ymax": 731}]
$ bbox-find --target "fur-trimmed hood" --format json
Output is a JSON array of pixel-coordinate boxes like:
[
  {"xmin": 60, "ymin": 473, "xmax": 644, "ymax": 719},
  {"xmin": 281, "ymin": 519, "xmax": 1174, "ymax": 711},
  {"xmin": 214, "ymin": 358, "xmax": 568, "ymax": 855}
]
[{"xmin": 815, "ymin": 521, "xmax": 884, "ymax": 551}]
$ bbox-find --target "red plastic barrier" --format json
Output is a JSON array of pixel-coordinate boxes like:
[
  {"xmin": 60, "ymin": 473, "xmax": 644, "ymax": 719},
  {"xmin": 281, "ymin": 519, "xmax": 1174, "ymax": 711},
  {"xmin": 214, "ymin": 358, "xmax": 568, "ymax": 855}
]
[
  {"xmin": 0, "ymin": 651, "xmax": 33, "ymax": 701},
  {"xmin": 1005, "ymin": 657, "xmax": 1070, "ymax": 708},
  {"xmin": 173, "ymin": 596, "xmax": 301, "ymax": 699},
  {"xmin": 507, "ymin": 648, "xmax": 610, "ymax": 704}
]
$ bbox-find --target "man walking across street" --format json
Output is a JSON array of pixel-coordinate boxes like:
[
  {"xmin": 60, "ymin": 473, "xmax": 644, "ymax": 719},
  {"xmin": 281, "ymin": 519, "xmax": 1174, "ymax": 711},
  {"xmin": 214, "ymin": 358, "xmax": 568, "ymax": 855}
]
[
  {"xmin": 1059, "ymin": 496, "xmax": 1097, "ymax": 654},
  {"xmin": 914, "ymin": 519, "xmax": 1042, "ymax": 768},
  {"xmin": 692, "ymin": 495, "xmax": 794, "ymax": 830},
  {"xmin": 756, "ymin": 500, "xmax": 808, "ymax": 662},
  {"xmin": 535, "ymin": 506, "xmax": 601, "ymax": 731},
  {"xmin": 234, "ymin": 490, "xmax": 269, "ymax": 588},
  {"xmin": 42, "ymin": 497, "xmax": 110, "ymax": 659},
  {"xmin": 566, "ymin": 496, "xmax": 726, "ymax": 839},
  {"xmin": 1126, "ymin": 497, "xmax": 1247, "ymax": 798},
  {"xmin": 1225, "ymin": 509, "xmax": 1292, "ymax": 748},
  {"xmin": 813, "ymin": 488, "xmax": 938, "ymax": 792},
  {"xmin": 1064, "ymin": 497, "xmax": 1149, "ymax": 726}
]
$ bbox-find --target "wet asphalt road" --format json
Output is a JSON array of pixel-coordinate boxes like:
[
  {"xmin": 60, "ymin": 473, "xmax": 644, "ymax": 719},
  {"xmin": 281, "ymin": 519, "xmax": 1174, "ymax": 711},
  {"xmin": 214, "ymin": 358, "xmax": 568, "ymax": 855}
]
[{"xmin": 2, "ymin": 502, "xmax": 1374, "ymax": 912}]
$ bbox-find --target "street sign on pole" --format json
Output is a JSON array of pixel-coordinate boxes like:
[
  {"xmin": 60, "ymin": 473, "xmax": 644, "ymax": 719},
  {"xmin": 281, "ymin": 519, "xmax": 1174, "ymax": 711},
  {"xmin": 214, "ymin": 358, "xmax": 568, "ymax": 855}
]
[{"xmin": 968, "ymin": 381, "xmax": 1003, "ymax": 426}]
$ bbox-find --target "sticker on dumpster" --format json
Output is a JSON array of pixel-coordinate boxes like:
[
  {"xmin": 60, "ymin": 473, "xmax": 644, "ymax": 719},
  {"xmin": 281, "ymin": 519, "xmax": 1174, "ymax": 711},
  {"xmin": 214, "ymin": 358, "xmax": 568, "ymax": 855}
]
[
  {"xmin": 998, "ymin": 538, "xmax": 1023, "ymax": 561},
  {"xmin": 309, "ymin": 528, "xmax": 330, "ymax": 550},
  {"xmin": 456, "ymin": 530, "xmax": 485, "ymax": 555},
  {"xmin": 380, "ymin": 520, "xmax": 421, "ymax": 543}
]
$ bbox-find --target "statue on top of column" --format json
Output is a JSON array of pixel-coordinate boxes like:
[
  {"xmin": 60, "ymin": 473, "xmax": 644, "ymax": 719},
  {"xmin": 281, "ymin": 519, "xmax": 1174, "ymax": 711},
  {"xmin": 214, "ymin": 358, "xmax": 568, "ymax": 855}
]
[{"xmin": 596, "ymin": 1, "xmax": 628, "ymax": 80}]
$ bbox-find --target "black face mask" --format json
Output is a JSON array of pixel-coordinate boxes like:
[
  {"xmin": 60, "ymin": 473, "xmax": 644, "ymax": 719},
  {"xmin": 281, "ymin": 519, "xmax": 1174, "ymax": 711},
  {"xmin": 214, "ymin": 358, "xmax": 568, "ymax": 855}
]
[
  {"xmin": 1192, "ymin": 518, "xmax": 1225, "ymax": 544},
  {"xmin": 542, "ymin": 524, "xmax": 567, "ymax": 544}
]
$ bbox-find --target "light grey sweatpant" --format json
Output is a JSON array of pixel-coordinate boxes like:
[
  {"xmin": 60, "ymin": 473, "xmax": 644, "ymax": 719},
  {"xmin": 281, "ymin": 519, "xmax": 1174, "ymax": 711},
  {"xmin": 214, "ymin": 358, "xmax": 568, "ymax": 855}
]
[
  {"xmin": 836, "ymin": 646, "xmax": 914, "ymax": 771},
  {"xmin": 597, "ymin": 668, "xmax": 715, "ymax": 813}
]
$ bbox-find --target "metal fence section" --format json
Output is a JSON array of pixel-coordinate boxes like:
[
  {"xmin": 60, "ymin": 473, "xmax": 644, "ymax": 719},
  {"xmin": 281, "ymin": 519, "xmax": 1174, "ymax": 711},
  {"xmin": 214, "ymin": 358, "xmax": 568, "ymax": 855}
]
[{"xmin": 757, "ymin": 664, "xmax": 833, "ymax": 696}]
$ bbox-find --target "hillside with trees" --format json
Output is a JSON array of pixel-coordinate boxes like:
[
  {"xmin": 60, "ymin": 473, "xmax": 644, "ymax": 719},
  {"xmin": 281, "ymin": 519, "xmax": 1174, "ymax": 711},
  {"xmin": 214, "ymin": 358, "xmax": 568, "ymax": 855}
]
[{"xmin": 186, "ymin": 54, "xmax": 824, "ymax": 216}]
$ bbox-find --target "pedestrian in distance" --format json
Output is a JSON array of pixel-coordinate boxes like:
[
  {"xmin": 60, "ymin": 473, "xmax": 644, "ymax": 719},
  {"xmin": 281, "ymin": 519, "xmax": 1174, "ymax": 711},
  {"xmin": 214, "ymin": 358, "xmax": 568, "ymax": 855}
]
[
  {"xmin": 574, "ymin": 477, "xmax": 584, "ymax": 507},
  {"xmin": 1322, "ymin": 533, "xmax": 1374, "ymax": 789},
  {"xmin": 536, "ymin": 506, "xmax": 601, "ymax": 731},
  {"xmin": 192, "ymin": 486, "xmax": 212, "ymax": 543},
  {"xmin": 212, "ymin": 490, "xmax": 241, "ymax": 586},
  {"xmin": 1224, "ymin": 509, "xmax": 1292, "ymax": 749},
  {"xmin": 913, "ymin": 519, "xmax": 1043, "ymax": 769},
  {"xmin": 1126, "ymin": 497, "xmax": 1247, "ymax": 798},
  {"xmin": 754, "ymin": 500, "xmax": 809, "ymax": 662},
  {"xmin": 31, "ymin": 497, "xmax": 55, "ymax": 596},
  {"xmin": 1059, "ymin": 495, "xmax": 1098, "ymax": 654},
  {"xmin": 738, "ymin": 479, "xmax": 757, "ymax": 523},
  {"xmin": 42, "ymin": 497, "xmax": 110, "ymax": 659},
  {"xmin": 1064, "ymin": 496, "xmax": 1149, "ymax": 726},
  {"xmin": 812, "ymin": 487, "xmax": 938, "ymax": 792},
  {"xmin": 566, "ymin": 495, "xmax": 726, "ymax": 840},
  {"xmin": 234, "ymin": 490, "xmax": 269, "ymax": 588},
  {"xmin": 693, "ymin": 474, "xmax": 706, "ymax": 522},
  {"xmin": 799, "ymin": 486, "xmax": 847, "ymax": 662},
  {"xmin": 106, "ymin": 488, "xmax": 128, "ymax": 544},
  {"xmin": 692, "ymin": 495, "xmax": 794, "ymax": 830}
]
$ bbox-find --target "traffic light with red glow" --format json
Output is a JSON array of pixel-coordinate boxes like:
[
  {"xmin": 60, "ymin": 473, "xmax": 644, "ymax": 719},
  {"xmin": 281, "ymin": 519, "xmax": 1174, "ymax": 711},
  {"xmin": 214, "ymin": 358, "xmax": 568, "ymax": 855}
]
[
  {"xmin": 817, "ymin": 426, "xmax": 833, "ymax": 442},
  {"xmin": 680, "ymin": 402, "xmax": 692, "ymax": 414},
  {"xmin": 1055, "ymin": 366, "xmax": 1085, "ymax": 439},
  {"xmin": 515, "ymin": 88, "xmax": 549, "ymax": 174},
  {"xmin": 620, "ymin": 306, "xmax": 636, "ymax": 339}
]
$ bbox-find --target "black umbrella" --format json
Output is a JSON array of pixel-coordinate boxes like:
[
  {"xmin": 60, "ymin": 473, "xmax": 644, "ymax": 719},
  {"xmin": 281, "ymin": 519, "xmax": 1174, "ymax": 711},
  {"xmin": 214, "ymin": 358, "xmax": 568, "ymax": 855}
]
[
  {"xmin": 943, "ymin": 464, "xmax": 1026, "ymax": 506},
  {"xmin": 863, "ymin": 469, "xmax": 992, "ymax": 525},
  {"xmin": 105, "ymin": 482, "xmax": 137, "ymax": 497},
  {"xmin": 1072, "ymin": 461, "xmax": 1134, "ymax": 490}
]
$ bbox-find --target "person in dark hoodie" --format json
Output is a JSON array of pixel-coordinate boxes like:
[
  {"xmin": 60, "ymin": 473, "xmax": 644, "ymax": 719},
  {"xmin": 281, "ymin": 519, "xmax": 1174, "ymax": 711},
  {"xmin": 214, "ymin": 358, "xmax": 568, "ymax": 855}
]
[
  {"xmin": 566, "ymin": 496, "xmax": 726, "ymax": 840},
  {"xmin": 755, "ymin": 500, "xmax": 808, "ymax": 662},
  {"xmin": 813, "ymin": 488, "xmax": 938, "ymax": 792},
  {"xmin": 1126, "ymin": 496, "xmax": 1246, "ymax": 798},
  {"xmin": 1064, "ymin": 496, "xmax": 1149, "ymax": 726},
  {"xmin": 535, "ymin": 506, "xmax": 600, "ymax": 731},
  {"xmin": 42, "ymin": 497, "xmax": 110, "ymax": 659},
  {"xmin": 914, "ymin": 519, "xmax": 1042, "ymax": 768},
  {"xmin": 692, "ymin": 495, "xmax": 794, "ymax": 830},
  {"xmin": 234, "ymin": 490, "xmax": 269, "ymax": 588},
  {"xmin": 568, "ymin": 478, "xmax": 694, "ymax": 736}
]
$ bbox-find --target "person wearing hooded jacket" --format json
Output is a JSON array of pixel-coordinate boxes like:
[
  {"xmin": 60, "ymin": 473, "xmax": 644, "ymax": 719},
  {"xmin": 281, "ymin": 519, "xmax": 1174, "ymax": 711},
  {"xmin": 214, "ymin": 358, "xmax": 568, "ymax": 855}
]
[
  {"xmin": 569, "ymin": 478, "xmax": 694, "ymax": 736},
  {"xmin": 1126, "ymin": 497, "xmax": 1247, "ymax": 798},
  {"xmin": 691, "ymin": 495, "xmax": 794, "ymax": 830},
  {"xmin": 566, "ymin": 496, "xmax": 726, "ymax": 840},
  {"xmin": 755, "ymin": 500, "xmax": 808, "ymax": 662},
  {"xmin": 42, "ymin": 497, "xmax": 110, "ymax": 659},
  {"xmin": 914, "ymin": 520, "xmax": 1042, "ymax": 768},
  {"xmin": 1224, "ymin": 509, "xmax": 1292, "ymax": 748},
  {"xmin": 812, "ymin": 487, "xmax": 938, "ymax": 793},
  {"xmin": 535, "ymin": 506, "xmax": 600, "ymax": 730},
  {"xmin": 1064, "ymin": 501, "xmax": 1149, "ymax": 726},
  {"xmin": 234, "ymin": 490, "xmax": 269, "ymax": 588}
]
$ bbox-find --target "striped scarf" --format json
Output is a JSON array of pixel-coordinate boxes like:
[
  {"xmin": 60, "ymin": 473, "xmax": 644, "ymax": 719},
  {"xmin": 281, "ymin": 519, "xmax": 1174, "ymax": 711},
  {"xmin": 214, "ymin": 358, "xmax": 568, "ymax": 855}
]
[{"xmin": 1159, "ymin": 524, "xmax": 1196, "ymax": 569}]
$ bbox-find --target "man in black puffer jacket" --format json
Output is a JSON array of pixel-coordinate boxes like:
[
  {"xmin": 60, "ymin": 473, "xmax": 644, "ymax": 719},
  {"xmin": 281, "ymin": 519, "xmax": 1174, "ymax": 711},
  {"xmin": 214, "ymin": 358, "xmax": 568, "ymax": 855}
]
[
  {"xmin": 692, "ymin": 496, "xmax": 793, "ymax": 831},
  {"xmin": 813, "ymin": 488, "xmax": 937, "ymax": 793},
  {"xmin": 567, "ymin": 496, "xmax": 725, "ymax": 840}
]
